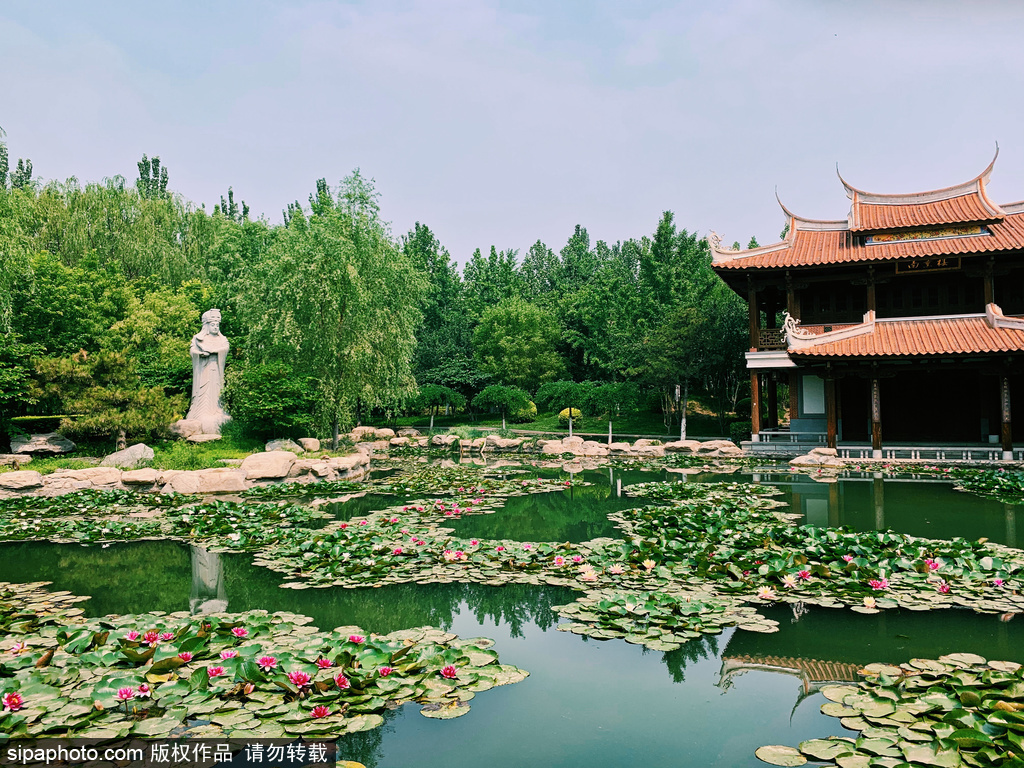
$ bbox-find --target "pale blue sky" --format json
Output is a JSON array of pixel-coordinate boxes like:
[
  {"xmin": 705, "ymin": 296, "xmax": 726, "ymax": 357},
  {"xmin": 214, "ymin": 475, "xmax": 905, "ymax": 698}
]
[{"xmin": 3, "ymin": 1, "xmax": 1024, "ymax": 261}]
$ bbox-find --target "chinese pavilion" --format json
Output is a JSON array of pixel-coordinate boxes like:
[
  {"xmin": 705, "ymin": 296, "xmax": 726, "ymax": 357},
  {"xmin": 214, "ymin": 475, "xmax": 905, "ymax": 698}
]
[{"xmin": 710, "ymin": 150, "xmax": 1024, "ymax": 459}]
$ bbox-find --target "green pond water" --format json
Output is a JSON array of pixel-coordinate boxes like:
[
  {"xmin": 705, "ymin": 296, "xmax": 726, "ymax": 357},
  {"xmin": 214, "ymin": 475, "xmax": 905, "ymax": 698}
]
[{"xmin": 4, "ymin": 469, "xmax": 1023, "ymax": 766}]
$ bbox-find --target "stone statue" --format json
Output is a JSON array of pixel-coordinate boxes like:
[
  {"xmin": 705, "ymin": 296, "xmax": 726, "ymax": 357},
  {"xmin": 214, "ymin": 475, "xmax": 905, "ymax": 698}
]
[{"xmin": 185, "ymin": 309, "xmax": 231, "ymax": 435}]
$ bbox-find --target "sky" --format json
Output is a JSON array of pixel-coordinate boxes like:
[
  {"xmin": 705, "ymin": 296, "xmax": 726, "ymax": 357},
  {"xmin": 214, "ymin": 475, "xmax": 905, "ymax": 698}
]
[{"xmin": 3, "ymin": 0, "xmax": 1024, "ymax": 262}]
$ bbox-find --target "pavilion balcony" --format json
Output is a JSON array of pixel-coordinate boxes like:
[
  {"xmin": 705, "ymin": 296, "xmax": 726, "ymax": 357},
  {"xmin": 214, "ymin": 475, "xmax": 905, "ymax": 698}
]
[{"xmin": 756, "ymin": 329, "xmax": 787, "ymax": 350}]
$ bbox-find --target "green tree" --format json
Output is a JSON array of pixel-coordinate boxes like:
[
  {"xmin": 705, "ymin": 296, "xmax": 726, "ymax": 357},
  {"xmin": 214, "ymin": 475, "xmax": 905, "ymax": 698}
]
[
  {"xmin": 238, "ymin": 172, "xmax": 426, "ymax": 447},
  {"xmin": 536, "ymin": 380, "xmax": 593, "ymax": 437},
  {"xmin": 472, "ymin": 385, "xmax": 529, "ymax": 430},
  {"xmin": 223, "ymin": 361, "xmax": 318, "ymax": 439},
  {"xmin": 11, "ymin": 158, "xmax": 33, "ymax": 190},
  {"xmin": 472, "ymin": 297, "xmax": 564, "ymax": 393},
  {"xmin": 411, "ymin": 383, "xmax": 466, "ymax": 432},
  {"xmin": 747, "ymin": 236, "xmax": 760, "ymax": 249},
  {"xmin": 136, "ymin": 154, "xmax": 168, "ymax": 199},
  {"xmin": 462, "ymin": 246, "xmax": 523, "ymax": 321},
  {"xmin": 587, "ymin": 381, "xmax": 639, "ymax": 443},
  {"xmin": 0, "ymin": 333, "xmax": 41, "ymax": 446}
]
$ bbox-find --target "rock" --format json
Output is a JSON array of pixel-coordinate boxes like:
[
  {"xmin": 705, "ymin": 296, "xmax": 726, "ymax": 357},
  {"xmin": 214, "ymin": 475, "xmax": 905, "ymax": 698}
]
[
  {"xmin": 121, "ymin": 468, "xmax": 160, "ymax": 485},
  {"xmin": 355, "ymin": 440, "xmax": 389, "ymax": 455},
  {"xmin": 542, "ymin": 441, "xmax": 566, "ymax": 455},
  {"xmin": 608, "ymin": 442, "xmax": 632, "ymax": 455},
  {"xmin": 389, "ymin": 436, "xmax": 412, "ymax": 447},
  {"xmin": 397, "ymin": 428, "xmax": 421, "ymax": 437},
  {"xmin": 430, "ymin": 434, "xmax": 459, "ymax": 448},
  {"xmin": 265, "ymin": 439, "xmax": 304, "ymax": 454},
  {"xmin": 162, "ymin": 468, "xmax": 248, "ymax": 494},
  {"xmin": 187, "ymin": 434, "xmax": 222, "ymax": 443},
  {"xmin": 715, "ymin": 443, "xmax": 745, "ymax": 457},
  {"xmin": 634, "ymin": 445, "xmax": 666, "ymax": 456},
  {"xmin": 287, "ymin": 459, "xmax": 332, "ymax": 478},
  {"xmin": 298, "ymin": 438, "xmax": 321, "ymax": 452},
  {"xmin": 696, "ymin": 440, "xmax": 736, "ymax": 453},
  {"xmin": 485, "ymin": 435, "xmax": 524, "ymax": 451},
  {"xmin": 350, "ymin": 427, "xmax": 377, "ymax": 442},
  {"xmin": 663, "ymin": 440, "xmax": 702, "ymax": 453},
  {"xmin": 459, "ymin": 439, "xmax": 475, "ymax": 451},
  {"xmin": 0, "ymin": 470, "xmax": 43, "ymax": 489},
  {"xmin": 241, "ymin": 450, "xmax": 298, "ymax": 479},
  {"xmin": 11, "ymin": 432, "xmax": 76, "ymax": 455},
  {"xmin": 328, "ymin": 454, "xmax": 368, "ymax": 471},
  {"xmin": 100, "ymin": 443, "xmax": 154, "ymax": 469},
  {"xmin": 562, "ymin": 436, "xmax": 585, "ymax": 449},
  {"xmin": 169, "ymin": 419, "xmax": 204, "ymax": 439},
  {"xmin": 580, "ymin": 440, "xmax": 610, "ymax": 456},
  {"xmin": 790, "ymin": 453, "xmax": 844, "ymax": 468},
  {"xmin": 414, "ymin": 437, "xmax": 430, "ymax": 448},
  {"xmin": 51, "ymin": 467, "xmax": 122, "ymax": 486},
  {"xmin": 633, "ymin": 439, "xmax": 662, "ymax": 448},
  {"xmin": 809, "ymin": 446, "xmax": 838, "ymax": 457},
  {"xmin": 0, "ymin": 454, "xmax": 32, "ymax": 467},
  {"xmin": 373, "ymin": 428, "xmax": 396, "ymax": 439}
]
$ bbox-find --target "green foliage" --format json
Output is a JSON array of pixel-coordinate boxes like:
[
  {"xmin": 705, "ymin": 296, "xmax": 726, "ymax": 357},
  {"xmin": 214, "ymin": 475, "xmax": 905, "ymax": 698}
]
[
  {"xmin": 412, "ymin": 384, "xmax": 466, "ymax": 415},
  {"xmin": 136, "ymin": 154, "xmax": 169, "ymax": 199},
  {"xmin": 729, "ymin": 420, "xmax": 752, "ymax": 444},
  {"xmin": 238, "ymin": 172, "xmax": 426, "ymax": 432},
  {"xmin": 0, "ymin": 333, "xmax": 40, "ymax": 439},
  {"xmin": 557, "ymin": 408, "xmax": 582, "ymax": 426},
  {"xmin": 536, "ymin": 380, "xmax": 592, "ymax": 414},
  {"xmin": 473, "ymin": 298, "xmax": 564, "ymax": 392},
  {"xmin": 472, "ymin": 385, "xmax": 530, "ymax": 421},
  {"xmin": 510, "ymin": 400, "xmax": 537, "ymax": 424},
  {"xmin": 222, "ymin": 362, "xmax": 319, "ymax": 440}
]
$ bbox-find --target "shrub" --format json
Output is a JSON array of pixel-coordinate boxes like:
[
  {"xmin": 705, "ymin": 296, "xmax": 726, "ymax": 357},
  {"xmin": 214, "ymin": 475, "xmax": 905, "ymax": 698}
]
[
  {"xmin": 734, "ymin": 398, "xmax": 752, "ymax": 418},
  {"xmin": 510, "ymin": 400, "xmax": 537, "ymax": 424},
  {"xmin": 223, "ymin": 362, "xmax": 318, "ymax": 440},
  {"xmin": 729, "ymin": 420, "xmax": 752, "ymax": 444},
  {"xmin": 558, "ymin": 407, "xmax": 582, "ymax": 426}
]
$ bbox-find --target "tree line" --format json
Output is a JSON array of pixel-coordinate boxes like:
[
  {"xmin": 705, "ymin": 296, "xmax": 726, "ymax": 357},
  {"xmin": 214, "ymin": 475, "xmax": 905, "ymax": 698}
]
[{"xmin": 0, "ymin": 135, "xmax": 748, "ymax": 448}]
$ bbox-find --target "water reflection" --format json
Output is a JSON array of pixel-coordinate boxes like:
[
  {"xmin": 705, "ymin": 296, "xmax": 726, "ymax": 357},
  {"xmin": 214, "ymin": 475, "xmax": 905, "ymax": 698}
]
[{"xmin": 190, "ymin": 546, "xmax": 227, "ymax": 614}]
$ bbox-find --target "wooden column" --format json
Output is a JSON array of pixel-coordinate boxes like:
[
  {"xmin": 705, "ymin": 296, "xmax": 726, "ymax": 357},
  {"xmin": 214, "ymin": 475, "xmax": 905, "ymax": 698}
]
[
  {"xmin": 750, "ymin": 370, "xmax": 762, "ymax": 440},
  {"xmin": 785, "ymin": 271, "xmax": 796, "ymax": 317},
  {"xmin": 825, "ymin": 377, "xmax": 837, "ymax": 450},
  {"xmin": 1001, "ymin": 374, "xmax": 1013, "ymax": 459},
  {"xmin": 766, "ymin": 374, "xmax": 778, "ymax": 428},
  {"xmin": 748, "ymin": 279, "xmax": 760, "ymax": 349},
  {"xmin": 871, "ymin": 376, "xmax": 882, "ymax": 458},
  {"xmin": 873, "ymin": 476, "xmax": 885, "ymax": 530}
]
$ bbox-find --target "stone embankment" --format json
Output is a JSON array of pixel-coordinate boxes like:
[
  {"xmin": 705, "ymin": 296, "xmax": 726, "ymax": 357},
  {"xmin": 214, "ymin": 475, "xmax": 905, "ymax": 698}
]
[
  {"xmin": 788, "ymin": 446, "xmax": 845, "ymax": 468},
  {"xmin": 0, "ymin": 450, "xmax": 369, "ymax": 498},
  {"xmin": 345, "ymin": 427, "xmax": 744, "ymax": 459}
]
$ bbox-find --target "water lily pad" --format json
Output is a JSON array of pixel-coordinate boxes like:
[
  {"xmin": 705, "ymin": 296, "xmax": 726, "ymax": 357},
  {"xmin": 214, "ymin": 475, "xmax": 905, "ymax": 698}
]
[
  {"xmin": 798, "ymin": 739, "xmax": 854, "ymax": 760},
  {"xmin": 420, "ymin": 701, "xmax": 471, "ymax": 719},
  {"xmin": 754, "ymin": 745, "xmax": 806, "ymax": 766}
]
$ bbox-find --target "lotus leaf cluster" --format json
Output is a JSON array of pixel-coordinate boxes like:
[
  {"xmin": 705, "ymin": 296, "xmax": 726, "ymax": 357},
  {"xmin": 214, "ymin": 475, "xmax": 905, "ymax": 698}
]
[
  {"xmin": 756, "ymin": 653, "xmax": 1024, "ymax": 767},
  {"xmin": 0, "ymin": 584, "xmax": 528, "ymax": 739}
]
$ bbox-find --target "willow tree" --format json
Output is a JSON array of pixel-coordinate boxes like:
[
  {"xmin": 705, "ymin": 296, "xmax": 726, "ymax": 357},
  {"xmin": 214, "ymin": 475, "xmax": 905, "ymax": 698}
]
[{"xmin": 240, "ymin": 172, "xmax": 425, "ymax": 447}]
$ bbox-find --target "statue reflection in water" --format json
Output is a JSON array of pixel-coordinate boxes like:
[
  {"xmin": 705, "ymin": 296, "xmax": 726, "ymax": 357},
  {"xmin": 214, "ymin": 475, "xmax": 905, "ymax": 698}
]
[{"xmin": 190, "ymin": 545, "xmax": 228, "ymax": 614}]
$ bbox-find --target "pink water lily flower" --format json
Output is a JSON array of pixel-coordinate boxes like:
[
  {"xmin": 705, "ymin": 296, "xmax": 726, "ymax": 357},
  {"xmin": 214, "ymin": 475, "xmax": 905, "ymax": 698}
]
[
  {"xmin": 393, "ymin": 547, "xmax": 404, "ymax": 555},
  {"xmin": 124, "ymin": 630, "xmax": 141, "ymax": 641},
  {"xmin": 243, "ymin": 683, "xmax": 256, "ymax": 695},
  {"xmin": 937, "ymin": 582, "xmax": 950, "ymax": 594},
  {"xmin": 115, "ymin": 687, "xmax": 135, "ymax": 702},
  {"xmin": 441, "ymin": 665, "xmax": 458, "ymax": 679},
  {"xmin": 349, "ymin": 635, "xmax": 365, "ymax": 644},
  {"xmin": 470, "ymin": 539, "xmax": 479, "ymax": 546},
  {"xmin": 781, "ymin": 575, "xmax": 798, "ymax": 589},
  {"xmin": 231, "ymin": 627, "xmax": 248, "ymax": 638},
  {"xmin": 523, "ymin": 543, "xmax": 533, "ymax": 551},
  {"xmin": 2, "ymin": 692, "xmax": 24, "ymax": 711},
  {"xmin": 797, "ymin": 570, "xmax": 812, "ymax": 581},
  {"xmin": 924, "ymin": 558, "xmax": 940, "ymax": 571},
  {"xmin": 207, "ymin": 666, "xmax": 225, "ymax": 678},
  {"xmin": 136, "ymin": 683, "xmax": 151, "ymax": 699},
  {"xmin": 315, "ymin": 658, "xmax": 333, "ymax": 669},
  {"xmin": 756, "ymin": 586, "xmax": 777, "ymax": 600},
  {"xmin": 553, "ymin": 555, "xmax": 566, "ymax": 567},
  {"xmin": 609, "ymin": 564, "xmax": 625, "ymax": 575},
  {"xmin": 334, "ymin": 673, "xmax": 350, "ymax": 689},
  {"xmin": 220, "ymin": 650, "xmax": 239, "ymax": 660},
  {"xmin": 143, "ymin": 631, "xmax": 159, "ymax": 645},
  {"xmin": 496, "ymin": 546, "xmax": 505, "ymax": 552},
  {"xmin": 842, "ymin": 554, "xmax": 854, "ymax": 562},
  {"xmin": 993, "ymin": 578, "xmax": 1006, "ymax": 587},
  {"xmin": 310, "ymin": 705, "xmax": 331, "ymax": 719},
  {"xmin": 287, "ymin": 670, "xmax": 312, "ymax": 687},
  {"xmin": 256, "ymin": 655, "xmax": 277, "ymax": 671},
  {"xmin": 378, "ymin": 666, "xmax": 394, "ymax": 677},
  {"xmin": 159, "ymin": 632, "xmax": 175, "ymax": 642},
  {"xmin": 9, "ymin": 642, "xmax": 26, "ymax": 655},
  {"xmin": 868, "ymin": 578, "xmax": 890, "ymax": 590},
  {"xmin": 177, "ymin": 652, "xmax": 194, "ymax": 662},
  {"xmin": 359, "ymin": 520, "xmax": 368, "ymax": 526}
]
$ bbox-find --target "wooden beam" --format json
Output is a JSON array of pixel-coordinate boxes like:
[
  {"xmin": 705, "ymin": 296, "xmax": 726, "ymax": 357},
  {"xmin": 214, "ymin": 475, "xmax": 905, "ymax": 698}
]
[
  {"xmin": 1002, "ymin": 374, "xmax": 1013, "ymax": 459},
  {"xmin": 871, "ymin": 376, "xmax": 882, "ymax": 458},
  {"xmin": 985, "ymin": 258, "xmax": 995, "ymax": 306},
  {"xmin": 788, "ymin": 371, "xmax": 799, "ymax": 423},
  {"xmin": 750, "ymin": 370, "xmax": 762, "ymax": 439},
  {"xmin": 825, "ymin": 377, "xmax": 837, "ymax": 449},
  {"xmin": 766, "ymin": 373, "xmax": 778, "ymax": 428}
]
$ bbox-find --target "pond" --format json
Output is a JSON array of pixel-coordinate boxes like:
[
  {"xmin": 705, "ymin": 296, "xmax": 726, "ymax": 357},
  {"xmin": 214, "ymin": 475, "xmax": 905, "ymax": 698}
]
[{"xmin": 2, "ymin": 462, "xmax": 1023, "ymax": 766}]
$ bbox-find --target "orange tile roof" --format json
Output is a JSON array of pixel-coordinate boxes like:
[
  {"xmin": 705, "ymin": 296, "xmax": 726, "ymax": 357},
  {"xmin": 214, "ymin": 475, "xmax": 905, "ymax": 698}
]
[
  {"xmin": 850, "ymin": 192, "xmax": 1001, "ymax": 231},
  {"xmin": 790, "ymin": 315, "xmax": 1024, "ymax": 358},
  {"xmin": 713, "ymin": 211, "xmax": 1024, "ymax": 270}
]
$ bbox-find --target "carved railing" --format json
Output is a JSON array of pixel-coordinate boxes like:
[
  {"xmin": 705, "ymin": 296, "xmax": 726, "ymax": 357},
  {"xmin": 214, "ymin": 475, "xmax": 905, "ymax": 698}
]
[{"xmin": 757, "ymin": 329, "xmax": 787, "ymax": 350}]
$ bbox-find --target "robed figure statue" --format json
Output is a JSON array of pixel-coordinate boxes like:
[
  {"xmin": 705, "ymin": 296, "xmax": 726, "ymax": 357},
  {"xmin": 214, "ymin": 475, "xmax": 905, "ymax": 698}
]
[{"xmin": 186, "ymin": 308, "xmax": 231, "ymax": 434}]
